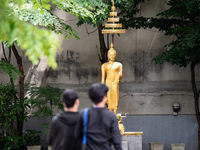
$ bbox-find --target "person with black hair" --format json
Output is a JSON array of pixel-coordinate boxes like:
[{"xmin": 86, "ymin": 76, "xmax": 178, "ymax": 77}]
[
  {"xmin": 75, "ymin": 83, "xmax": 122, "ymax": 150},
  {"xmin": 48, "ymin": 89, "xmax": 82, "ymax": 150}
]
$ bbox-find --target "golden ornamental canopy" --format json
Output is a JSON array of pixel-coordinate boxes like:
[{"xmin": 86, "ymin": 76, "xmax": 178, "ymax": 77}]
[{"xmin": 102, "ymin": 0, "xmax": 126, "ymax": 34}]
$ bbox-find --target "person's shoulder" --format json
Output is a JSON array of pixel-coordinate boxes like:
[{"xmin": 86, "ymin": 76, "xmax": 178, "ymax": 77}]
[
  {"xmin": 77, "ymin": 109, "xmax": 84, "ymax": 116},
  {"xmin": 78, "ymin": 107, "xmax": 92, "ymax": 117},
  {"xmin": 51, "ymin": 113, "xmax": 61, "ymax": 122},
  {"xmin": 103, "ymin": 108, "xmax": 117, "ymax": 118},
  {"xmin": 80, "ymin": 107, "xmax": 91, "ymax": 113},
  {"xmin": 52, "ymin": 111, "xmax": 68, "ymax": 122}
]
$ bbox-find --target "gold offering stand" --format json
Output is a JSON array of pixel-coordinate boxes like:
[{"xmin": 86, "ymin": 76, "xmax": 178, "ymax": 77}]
[{"xmin": 117, "ymin": 114, "xmax": 143, "ymax": 136}]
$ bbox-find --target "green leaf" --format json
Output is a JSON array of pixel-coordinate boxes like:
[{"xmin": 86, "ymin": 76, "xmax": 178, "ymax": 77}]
[{"xmin": 0, "ymin": 60, "xmax": 22, "ymax": 80}]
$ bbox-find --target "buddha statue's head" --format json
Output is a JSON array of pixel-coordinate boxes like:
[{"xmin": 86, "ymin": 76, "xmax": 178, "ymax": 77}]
[{"xmin": 108, "ymin": 43, "xmax": 116, "ymax": 61}]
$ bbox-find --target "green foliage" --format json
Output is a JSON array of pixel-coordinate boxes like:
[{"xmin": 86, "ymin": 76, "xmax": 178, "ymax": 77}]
[
  {"xmin": 152, "ymin": 1, "xmax": 200, "ymax": 67},
  {"xmin": 0, "ymin": 0, "xmax": 60, "ymax": 69},
  {"xmin": 0, "ymin": 83, "xmax": 30, "ymax": 134},
  {"xmin": 76, "ymin": 0, "xmax": 145, "ymax": 27},
  {"xmin": 42, "ymin": 123, "xmax": 51, "ymax": 135},
  {"xmin": 54, "ymin": 0, "xmax": 96, "ymax": 24},
  {"xmin": 0, "ymin": 0, "xmax": 98, "ymax": 69},
  {"xmin": 47, "ymin": 18, "xmax": 80, "ymax": 40},
  {"xmin": 28, "ymin": 85, "xmax": 64, "ymax": 118},
  {"xmin": 15, "ymin": 4, "xmax": 57, "ymax": 26},
  {"xmin": 116, "ymin": 0, "xmax": 145, "ymax": 29},
  {"xmin": 0, "ymin": 60, "xmax": 22, "ymax": 81},
  {"xmin": 75, "ymin": 0, "xmax": 109, "ymax": 27},
  {"xmin": 24, "ymin": 129, "xmax": 42, "ymax": 146},
  {"xmin": 27, "ymin": 85, "xmax": 64, "ymax": 134},
  {"xmin": 0, "ymin": 83, "xmax": 18, "ymax": 133},
  {"xmin": 127, "ymin": 0, "xmax": 200, "ymax": 67},
  {"xmin": 15, "ymin": 3, "xmax": 80, "ymax": 40},
  {"xmin": 0, "ymin": 135, "xmax": 25, "ymax": 150}
]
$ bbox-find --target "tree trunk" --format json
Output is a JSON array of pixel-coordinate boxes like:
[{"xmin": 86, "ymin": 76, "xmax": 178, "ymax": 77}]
[
  {"xmin": 98, "ymin": 24, "xmax": 108, "ymax": 64},
  {"xmin": 12, "ymin": 44, "xmax": 25, "ymax": 136},
  {"xmin": 191, "ymin": 63, "xmax": 200, "ymax": 150}
]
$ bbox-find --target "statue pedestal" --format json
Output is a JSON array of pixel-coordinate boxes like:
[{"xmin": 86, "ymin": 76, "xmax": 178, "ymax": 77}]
[{"xmin": 121, "ymin": 132, "xmax": 143, "ymax": 150}]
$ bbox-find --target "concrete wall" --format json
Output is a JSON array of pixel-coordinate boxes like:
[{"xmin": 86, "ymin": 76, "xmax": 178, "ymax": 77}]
[
  {"xmin": 45, "ymin": 0, "xmax": 200, "ymax": 115},
  {"xmin": 1, "ymin": 0, "xmax": 199, "ymax": 149},
  {"xmin": 123, "ymin": 115, "xmax": 198, "ymax": 150}
]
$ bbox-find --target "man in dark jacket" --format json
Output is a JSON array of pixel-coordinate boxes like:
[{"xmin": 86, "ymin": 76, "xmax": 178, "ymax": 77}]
[
  {"xmin": 48, "ymin": 89, "xmax": 82, "ymax": 150},
  {"xmin": 75, "ymin": 83, "xmax": 122, "ymax": 150}
]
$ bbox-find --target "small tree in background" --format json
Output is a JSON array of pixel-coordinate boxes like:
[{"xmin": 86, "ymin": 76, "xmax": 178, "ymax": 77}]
[
  {"xmin": 0, "ymin": 70, "xmax": 30, "ymax": 149},
  {"xmin": 28, "ymin": 85, "xmax": 64, "ymax": 119},
  {"xmin": 28, "ymin": 85, "xmax": 64, "ymax": 134},
  {"xmin": 0, "ymin": 83, "xmax": 20, "ymax": 136}
]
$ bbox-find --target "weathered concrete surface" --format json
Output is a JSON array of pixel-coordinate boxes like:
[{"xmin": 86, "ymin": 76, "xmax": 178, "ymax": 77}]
[
  {"xmin": 121, "ymin": 141, "xmax": 128, "ymax": 150},
  {"xmin": 171, "ymin": 143, "xmax": 185, "ymax": 150},
  {"xmin": 26, "ymin": 57, "xmax": 49, "ymax": 87},
  {"xmin": 112, "ymin": 141, "xmax": 129, "ymax": 150},
  {"xmin": 122, "ymin": 134, "xmax": 142, "ymax": 150},
  {"xmin": 27, "ymin": 146, "xmax": 40, "ymax": 150},
  {"xmin": 149, "ymin": 142, "xmax": 164, "ymax": 150},
  {"xmin": 122, "ymin": 115, "xmax": 197, "ymax": 150},
  {"xmin": 48, "ymin": 82, "xmax": 196, "ymax": 115}
]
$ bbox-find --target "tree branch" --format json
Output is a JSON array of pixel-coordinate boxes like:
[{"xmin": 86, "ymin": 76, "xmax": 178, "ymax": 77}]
[
  {"xmin": 12, "ymin": 43, "xmax": 25, "ymax": 136},
  {"xmin": 107, "ymin": 34, "xmax": 109, "ymax": 49},
  {"xmin": 98, "ymin": 24, "xmax": 108, "ymax": 64},
  {"xmin": 85, "ymin": 23, "xmax": 98, "ymax": 36},
  {"xmin": 12, "ymin": 43, "xmax": 25, "ymax": 100},
  {"xmin": 2, "ymin": 42, "xmax": 8, "ymax": 62},
  {"xmin": 8, "ymin": 47, "xmax": 11, "ymax": 63}
]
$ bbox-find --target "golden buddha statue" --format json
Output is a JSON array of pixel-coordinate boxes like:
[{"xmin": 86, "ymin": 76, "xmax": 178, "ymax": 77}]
[{"xmin": 101, "ymin": 43, "xmax": 123, "ymax": 114}]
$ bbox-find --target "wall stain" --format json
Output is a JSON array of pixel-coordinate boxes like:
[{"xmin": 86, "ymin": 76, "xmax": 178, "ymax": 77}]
[
  {"xmin": 75, "ymin": 68, "xmax": 89, "ymax": 83},
  {"xmin": 47, "ymin": 49, "xmax": 100, "ymax": 83},
  {"xmin": 129, "ymin": 52, "xmax": 163, "ymax": 83},
  {"xmin": 91, "ymin": 68, "xmax": 99, "ymax": 78},
  {"xmin": 139, "ymin": 102, "xmax": 145, "ymax": 106}
]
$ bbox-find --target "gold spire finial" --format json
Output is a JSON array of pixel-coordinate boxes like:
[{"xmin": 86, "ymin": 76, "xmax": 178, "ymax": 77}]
[
  {"xmin": 108, "ymin": 42, "xmax": 115, "ymax": 52},
  {"xmin": 111, "ymin": 42, "xmax": 114, "ymax": 48},
  {"xmin": 112, "ymin": 0, "xmax": 114, "ymax": 6}
]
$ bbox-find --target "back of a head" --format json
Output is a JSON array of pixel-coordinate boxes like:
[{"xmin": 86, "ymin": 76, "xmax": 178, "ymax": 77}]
[
  {"xmin": 89, "ymin": 83, "xmax": 108, "ymax": 104},
  {"xmin": 61, "ymin": 89, "xmax": 78, "ymax": 108}
]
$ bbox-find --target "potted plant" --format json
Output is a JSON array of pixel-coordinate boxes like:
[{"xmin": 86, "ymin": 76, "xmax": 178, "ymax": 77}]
[{"xmin": 24, "ymin": 129, "xmax": 42, "ymax": 150}]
